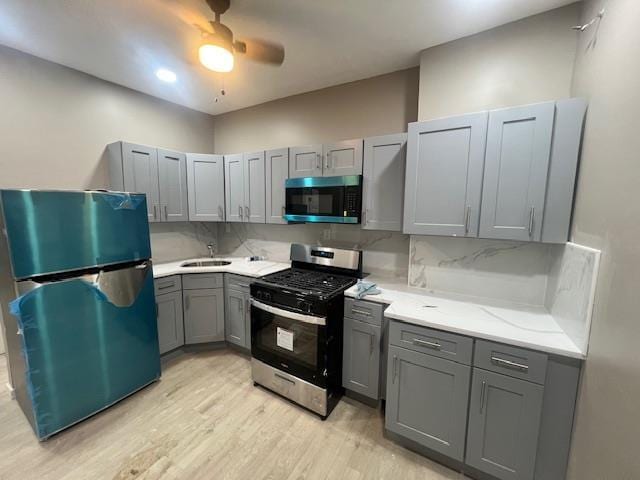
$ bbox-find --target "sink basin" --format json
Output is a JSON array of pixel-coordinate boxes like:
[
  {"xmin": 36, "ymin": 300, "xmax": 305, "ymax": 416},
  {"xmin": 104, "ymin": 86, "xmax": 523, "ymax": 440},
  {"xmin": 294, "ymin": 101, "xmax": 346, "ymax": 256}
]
[{"xmin": 181, "ymin": 260, "xmax": 232, "ymax": 267}]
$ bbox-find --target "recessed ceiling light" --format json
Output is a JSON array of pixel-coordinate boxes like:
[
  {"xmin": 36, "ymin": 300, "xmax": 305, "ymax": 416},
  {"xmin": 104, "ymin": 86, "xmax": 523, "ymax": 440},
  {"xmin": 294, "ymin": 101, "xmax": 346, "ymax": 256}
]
[{"xmin": 156, "ymin": 69, "xmax": 177, "ymax": 83}]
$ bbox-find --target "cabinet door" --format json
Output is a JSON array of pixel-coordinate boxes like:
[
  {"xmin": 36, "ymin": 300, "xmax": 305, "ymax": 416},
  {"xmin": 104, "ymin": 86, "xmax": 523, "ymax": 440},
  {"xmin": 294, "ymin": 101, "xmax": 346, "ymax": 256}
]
[
  {"xmin": 156, "ymin": 291, "xmax": 184, "ymax": 354},
  {"xmin": 225, "ymin": 288, "xmax": 246, "ymax": 347},
  {"xmin": 183, "ymin": 288, "xmax": 225, "ymax": 344},
  {"xmin": 386, "ymin": 345, "xmax": 470, "ymax": 461},
  {"xmin": 224, "ymin": 153, "xmax": 245, "ymax": 223},
  {"xmin": 122, "ymin": 142, "xmax": 160, "ymax": 222},
  {"xmin": 157, "ymin": 149, "xmax": 188, "ymax": 222},
  {"xmin": 289, "ymin": 144, "xmax": 323, "ymax": 178},
  {"xmin": 362, "ymin": 133, "xmax": 406, "ymax": 231},
  {"xmin": 323, "ymin": 139, "xmax": 363, "ymax": 176},
  {"xmin": 265, "ymin": 148, "xmax": 289, "ymax": 224},
  {"xmin": 342, "ymin": 317, "xmax": 381, "ymax": 399},
  {"xmin": 403, "ymin": 113, "xmax": 487, "ymax": 236},
  {"xmin": 479, "ymin": 102, "xmax": 555, "ymax": 241},
  {"xmin": 243, "ymin": 151, "xmax": 266, "ymax": 223},
  {"xmin": 466, "ymin": 369, "xmax": 544, "ymax": 480},
  {"xmin": 186, "ymin": 153, "xmax": 225, "ymax": 221}
]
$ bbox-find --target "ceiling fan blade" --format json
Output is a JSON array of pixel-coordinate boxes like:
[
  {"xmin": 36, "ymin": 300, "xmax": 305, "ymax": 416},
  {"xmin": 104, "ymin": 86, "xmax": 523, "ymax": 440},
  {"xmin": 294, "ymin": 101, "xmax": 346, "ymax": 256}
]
[
  {"xmin": 162, "ymin": 0, "xmax": 214, "ymax": 34},
  {"xmin": 234, "ymin": 38, "xmax": 285, "ymax": 66}
]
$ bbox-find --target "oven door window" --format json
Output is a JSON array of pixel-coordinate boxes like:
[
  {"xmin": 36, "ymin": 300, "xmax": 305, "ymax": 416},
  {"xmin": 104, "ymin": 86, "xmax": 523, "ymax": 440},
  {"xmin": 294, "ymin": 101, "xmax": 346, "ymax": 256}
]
[
  {"xmin": 251, "ymin": 304, "xmax": 325, "ymax": 381},
  {"xmin": 286, "ymin": 187, "xmax": 344, "ymax": 217}
]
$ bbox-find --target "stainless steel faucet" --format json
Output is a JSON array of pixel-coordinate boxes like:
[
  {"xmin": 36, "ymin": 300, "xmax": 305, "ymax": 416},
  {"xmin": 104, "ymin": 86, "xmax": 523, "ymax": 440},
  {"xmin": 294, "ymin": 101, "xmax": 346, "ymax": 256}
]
[{"xmin": 207, "ymin": 242, "xmax": 215, "ymax": 258}]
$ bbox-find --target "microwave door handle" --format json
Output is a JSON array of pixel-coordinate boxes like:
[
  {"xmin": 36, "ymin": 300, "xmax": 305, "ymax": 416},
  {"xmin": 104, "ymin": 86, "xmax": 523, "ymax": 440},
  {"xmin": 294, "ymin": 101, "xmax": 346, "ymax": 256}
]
[{"xmin": 250, "ymin": 299, "xmax": 326, "ymax": 326}]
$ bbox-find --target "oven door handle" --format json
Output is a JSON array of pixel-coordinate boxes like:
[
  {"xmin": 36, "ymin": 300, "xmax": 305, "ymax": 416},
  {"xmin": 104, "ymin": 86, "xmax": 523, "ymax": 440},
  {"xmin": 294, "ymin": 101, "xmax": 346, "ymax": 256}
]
[{"xmin": 250, "ymin": 298, "xmax": 327, "ymax": 326}]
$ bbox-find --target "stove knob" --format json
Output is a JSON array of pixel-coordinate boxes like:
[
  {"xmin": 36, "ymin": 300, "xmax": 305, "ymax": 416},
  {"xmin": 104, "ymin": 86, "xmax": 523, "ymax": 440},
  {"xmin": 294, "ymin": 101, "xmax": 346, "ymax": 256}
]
[
  {"xmin": 264, "ymin": 292, "xmax": 272, "ymax": 301},
  {"xmin": 297, "ymin": 301, "xmax": 311, "ymax": 313}
]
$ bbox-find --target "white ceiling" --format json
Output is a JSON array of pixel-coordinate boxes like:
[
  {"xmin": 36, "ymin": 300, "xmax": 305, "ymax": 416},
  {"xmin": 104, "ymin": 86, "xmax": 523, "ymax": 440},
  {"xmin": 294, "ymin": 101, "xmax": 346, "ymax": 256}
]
[{"xmin": 0, "ymin": 0, "xmax": 578, "ymax": 115}]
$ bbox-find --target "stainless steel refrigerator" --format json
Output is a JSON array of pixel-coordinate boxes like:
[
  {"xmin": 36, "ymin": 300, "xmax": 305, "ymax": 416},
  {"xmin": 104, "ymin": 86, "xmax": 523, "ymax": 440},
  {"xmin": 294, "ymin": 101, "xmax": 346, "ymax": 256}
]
[{"xmin": 0, "ymin": 189, "xmax": 160, "ymax": 440}]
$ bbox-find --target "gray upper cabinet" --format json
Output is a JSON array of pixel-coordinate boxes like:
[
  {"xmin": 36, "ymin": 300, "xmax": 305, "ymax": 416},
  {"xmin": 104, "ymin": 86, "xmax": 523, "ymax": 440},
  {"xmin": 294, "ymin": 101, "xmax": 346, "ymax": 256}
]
[
  {"xmin": 186, "ymin": 153, "xmax": 225, "ymax": 222},
  {"xmin": 323, "ymin": 139, "xmax": 363, "ymax": 176},
  {"xmin": 183, "ymin": 288, "xmax": 225, "ymax": 344},
  {"xmin": 157, "ymin": 149, "xmax": 188, "ymax": 222},
  {"xmin": 108, "ymin": 142, "xmax": 188, "ymax": 223},
  {"xmin": 362, "ymin": 133, "xmax": 407, "ymax": 231},
  {"xmin": 155, "ymin": 290, "xmax": 184, "ymax": 354},
  {"xmin": 265, "ymin": 148, "xmax": 289, "ymax": 224},
  {"xmin": 386, "ymin": 345, "xmax": 471, "ymax": 461},
  {"xmin": 109, "ymin": 142, "xmax": 160, "ymax": 222},
  {"xmin": 466, "ymin": 368, "xmax": 545, "ymax": 480},
  {"xmin": 289, "ymin": 144, "xmax": 323, "ymax": 178},
  {"xmin": 342, "ymin": 317, "xmax": 381, "ymax": 399},
  {"xmin": 479, "ymin": 102, "xmax": 555, "ymax": 241},
  {"xmin": 224, "ymin": 153, "xmax": 245, "ymax": 223},
  {"xmin": 403, "ymin": 113, "xmax": 488, "ymax": 236},
  {"xmin": 243, "ymin": 151, "xmax": 266, "ymax": 223}
]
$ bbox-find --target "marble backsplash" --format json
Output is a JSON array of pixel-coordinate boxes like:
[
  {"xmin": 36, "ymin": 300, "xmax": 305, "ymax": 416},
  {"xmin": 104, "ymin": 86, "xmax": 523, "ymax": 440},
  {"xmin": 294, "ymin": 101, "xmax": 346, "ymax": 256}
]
[
  {"xmin": 545, "ymin": 242, "xmax": 600, "ymax": 353},
  {"xmin": 149, "ymin": 222, "xmax": 217, "ymax": 263},
  {"xmin": 409, "ymin": 236, "xmax": 556, "ymax": 305},
  {"xmin": 216, "ymin": 223, "xmax": 410, "ymax": 279}
]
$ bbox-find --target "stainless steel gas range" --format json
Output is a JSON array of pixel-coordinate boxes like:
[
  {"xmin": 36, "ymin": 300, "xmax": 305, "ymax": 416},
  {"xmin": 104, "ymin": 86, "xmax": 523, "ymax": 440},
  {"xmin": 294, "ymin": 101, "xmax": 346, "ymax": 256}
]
[{"xmin": 249, "ymin": 244, "xmax": 363, "ymax": 419}]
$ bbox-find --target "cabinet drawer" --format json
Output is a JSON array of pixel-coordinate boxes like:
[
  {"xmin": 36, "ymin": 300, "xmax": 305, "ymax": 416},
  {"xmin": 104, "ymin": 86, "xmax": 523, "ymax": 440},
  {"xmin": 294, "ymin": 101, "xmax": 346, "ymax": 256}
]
[
  {"xmin": 389, "ymin": 321, "xmax": 473, "ymax": 365},
  {"xmin": 474, "ymin": 340, "xmax": 548, "ymax": 385},
  {"xmin": 182, "ymin": 273, "xmax": 224, "ymax": 290},
  {"xmin": 225, "ymin": 273, "xmax": 253, "ymax": 292},
  {"xmin": 154, "ymin": 275, "xmax": 182, "ymax": 296},
  {"xmin": 344, "ymin": 298, "xmax": 384, "ymax": 326}
]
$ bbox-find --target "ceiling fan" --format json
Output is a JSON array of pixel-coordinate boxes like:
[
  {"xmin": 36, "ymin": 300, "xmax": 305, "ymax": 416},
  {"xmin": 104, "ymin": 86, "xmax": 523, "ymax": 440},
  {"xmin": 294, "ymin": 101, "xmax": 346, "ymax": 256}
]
[{"xmin": 178, "ymin": 0, "xmax": 285, "ymax": 73}]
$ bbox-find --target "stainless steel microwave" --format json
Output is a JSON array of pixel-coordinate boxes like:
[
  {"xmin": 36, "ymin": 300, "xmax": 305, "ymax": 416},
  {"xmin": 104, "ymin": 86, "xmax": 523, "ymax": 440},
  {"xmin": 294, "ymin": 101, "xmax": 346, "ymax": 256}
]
[{"xmin": 284, "ymin": 175, "xmax": 362, "ymax": 224}]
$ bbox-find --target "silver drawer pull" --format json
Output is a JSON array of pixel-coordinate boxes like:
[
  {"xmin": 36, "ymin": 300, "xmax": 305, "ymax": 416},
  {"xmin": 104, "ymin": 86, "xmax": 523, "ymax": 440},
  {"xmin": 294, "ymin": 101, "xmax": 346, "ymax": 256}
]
[
  {"xmin": 351, "ymin": 308, "xmax": 371, "ymax": 317},
  {"xmin": 393, "ymin": 355, "xmax": 398, "ymax": 384},
  {"xmin": 491, "ymin": 356, "xmax": 529, "ymax": 372},
  {"xmin": 274, "ymin": 373, "xmax": 295, "ymax": 385},
  {"xmin": 480, "ymin": 380, "xmax": 487, "ymax": 414},
  {"xmin": 237, "ymin": 283, "xmax": 250, "ymax": 288},
  {"xmin": 157, "ymin": 283, "xmax": 175, "ymax": 290},
  {"xmin": 413, "ymin": 338, "xmax": 441, "ymax": 350}
]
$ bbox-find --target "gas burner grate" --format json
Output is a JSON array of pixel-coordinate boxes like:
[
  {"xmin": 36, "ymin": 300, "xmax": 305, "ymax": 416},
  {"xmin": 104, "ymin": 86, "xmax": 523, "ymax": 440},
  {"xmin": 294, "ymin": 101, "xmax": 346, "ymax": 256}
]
[{"xmin": 260, "ymin": 268, "xmax": 356, "ymax": 297}]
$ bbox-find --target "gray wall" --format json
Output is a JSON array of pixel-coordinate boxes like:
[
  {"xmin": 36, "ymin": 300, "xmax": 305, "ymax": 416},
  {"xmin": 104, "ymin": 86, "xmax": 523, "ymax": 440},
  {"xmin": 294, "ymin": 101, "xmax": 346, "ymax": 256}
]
[
  {"xmin": 566, "ymin": 1, "xmax": 640, "ymax": 478},
  {"xmin": 418, "ymin": 4, "xmax": 579, "ymax": 120},
  {"xmin": 0, "ymin": 45, "xmax": 218, "ymax": 264}
]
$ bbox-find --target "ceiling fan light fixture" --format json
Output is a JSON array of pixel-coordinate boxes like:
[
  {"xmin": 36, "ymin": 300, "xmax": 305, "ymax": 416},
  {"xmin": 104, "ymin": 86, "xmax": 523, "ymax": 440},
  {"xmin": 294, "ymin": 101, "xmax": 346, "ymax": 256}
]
[{"xmin": 199, "ymin": 43, "xmax": 234, "ymax": 73}]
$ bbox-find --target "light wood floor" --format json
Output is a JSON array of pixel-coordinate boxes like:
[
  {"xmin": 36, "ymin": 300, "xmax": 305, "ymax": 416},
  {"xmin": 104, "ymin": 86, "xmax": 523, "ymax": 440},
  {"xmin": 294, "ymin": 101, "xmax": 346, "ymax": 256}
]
[{"xmin": 0, "ymin": 351, "xmax": 466, "ymax": 480}]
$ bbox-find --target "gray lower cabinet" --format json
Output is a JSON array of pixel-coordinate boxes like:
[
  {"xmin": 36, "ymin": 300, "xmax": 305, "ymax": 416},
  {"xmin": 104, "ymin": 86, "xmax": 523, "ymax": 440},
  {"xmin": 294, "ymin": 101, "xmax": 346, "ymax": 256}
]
[
  {"xmin": 155, "ymin": 290, "xmax": 184, "ymax": 354},
  {"xmin": 225, "ymin": 288, "xmax": 248, "ymax": 348},
  {"xmin": 342, "ymin": 317, "xmax": 381, "ymax": 399},
  {"xmin": 224, "ymin": 274, "xmax": 252, "ymax": 350},
  {"xmin": 466, "ymin": 368, "xmax": 545, "ymax": 480},
  {"xmin": 183, "ymin": 288, "xmax": 225, "ymax": 344},
  {"xmin": 386, "ymin": 345, "xmax": 471, "ymax": 461}
]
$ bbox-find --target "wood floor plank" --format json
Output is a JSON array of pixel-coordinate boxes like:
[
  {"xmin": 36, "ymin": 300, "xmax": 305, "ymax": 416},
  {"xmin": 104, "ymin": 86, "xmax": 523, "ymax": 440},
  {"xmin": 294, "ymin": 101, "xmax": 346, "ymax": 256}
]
[{"xmin": 0, "ymin": 352, "xmax": 467, "ymax": 480}]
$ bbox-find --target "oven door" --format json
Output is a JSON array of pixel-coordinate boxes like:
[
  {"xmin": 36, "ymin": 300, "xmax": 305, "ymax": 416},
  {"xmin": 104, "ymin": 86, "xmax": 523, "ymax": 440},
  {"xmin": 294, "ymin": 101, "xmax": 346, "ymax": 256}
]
[
  {"xmin": 284, "ymin": 176, "xmax": 361, "ymax": 224},
  {"xmin": 250, "ymin": 299, "xmax": 327, "ymax": 387}
]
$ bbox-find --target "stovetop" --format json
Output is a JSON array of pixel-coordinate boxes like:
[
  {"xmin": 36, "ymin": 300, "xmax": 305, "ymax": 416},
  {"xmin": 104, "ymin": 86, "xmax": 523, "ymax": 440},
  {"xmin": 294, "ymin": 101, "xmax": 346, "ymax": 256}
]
[{"xmin": 257, "ymin": 267, "xmax": 358, "ymax": 299}]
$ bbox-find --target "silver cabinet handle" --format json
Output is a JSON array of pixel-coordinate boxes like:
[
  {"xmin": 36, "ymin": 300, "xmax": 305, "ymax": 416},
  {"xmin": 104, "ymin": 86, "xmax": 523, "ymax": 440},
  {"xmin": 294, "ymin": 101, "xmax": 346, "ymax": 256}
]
[
  {"xmin": 362, "ymin": 209, "xmax": 368, "ymax": 225},
  {"xmin": 351, "ymin": 308, "xmax": 371, "ymax": 317},
  {"xmin": 316, "ymin": 153, "xmax": 321, "ymax": 170},
  {"xmin": 245, "ymin": 298, "xmax": 249, "ymax": 316},
  {"xmin": 218, "ymin": 205, "xmax": 224, "ymax": 220},
  {"xmin": 245, "ymin": 206, "xmax": 250, "ymax": 219},
  {"xmin": 325, "ymin": 152, "xmax": 331, "ymax": 170},
  {"xmin": 413, "ymin": 338, "xmax": 441, "ymax": 350},
  {"xmin": 282, "ymin": 206, "xmax": 286, "ymax": 216},
  {"xmin": 393, "ymin": 355, "xmax": 398, "ymax": 384},
  {"xmin": 238, "ymin": 205, "xmax": 243, "ymax": 219},
  {"xmin": 528, "ymin": 206, "xmax": 535, "ymax": 236},
  {"xmin": 237, "ymin": 283, "xmax": 250, "ymax": 288},
  {"xmin": 464, "ymin": 205, "xmax": 471, "ymax": 234},
  {"xmin": 480, "ymin": 380, "xmax": 487, "ymax": 414},
  {"xmin": 164, "ymin": 205, "xmax": 168, "ymax": 221},
  {"xmin": 157, "ymin": 283, "xmax": 175, "ymax": 291},
  {"xmin": 275, "ymin": 373, "xmax": 296, "ymax": 385},
  {"xmin": 238, "ymin": 297, "xmax": 243, "ymax": 314},
  {"xmin": 491, "ymin": 356, "xmax": 529, "ymax": 372},
  {"xmin": 153, "ymin": 205, "xmax": 157, "ymax": 220},
  {"xmin": 369, "ymin": 334, "xmax": 374, "ymax": 355}
]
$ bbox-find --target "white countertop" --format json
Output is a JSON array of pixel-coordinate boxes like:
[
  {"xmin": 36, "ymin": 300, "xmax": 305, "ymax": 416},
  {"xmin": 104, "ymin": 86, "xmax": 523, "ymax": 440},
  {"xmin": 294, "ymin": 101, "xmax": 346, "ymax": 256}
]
[
  {"xmin": 153, "ymin": 257, "xmax": 290, "ymax": 279},
  {"xmin": 346, "ymin": 276, "xmax": 585, "ymax": 359}
]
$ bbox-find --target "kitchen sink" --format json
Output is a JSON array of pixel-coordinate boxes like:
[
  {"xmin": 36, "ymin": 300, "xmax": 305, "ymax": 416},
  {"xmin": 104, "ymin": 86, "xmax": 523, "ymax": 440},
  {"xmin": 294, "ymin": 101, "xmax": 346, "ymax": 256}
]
[{"xmin": 180, "ymin": 260, "xmax": 232, "ymax": 267}]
